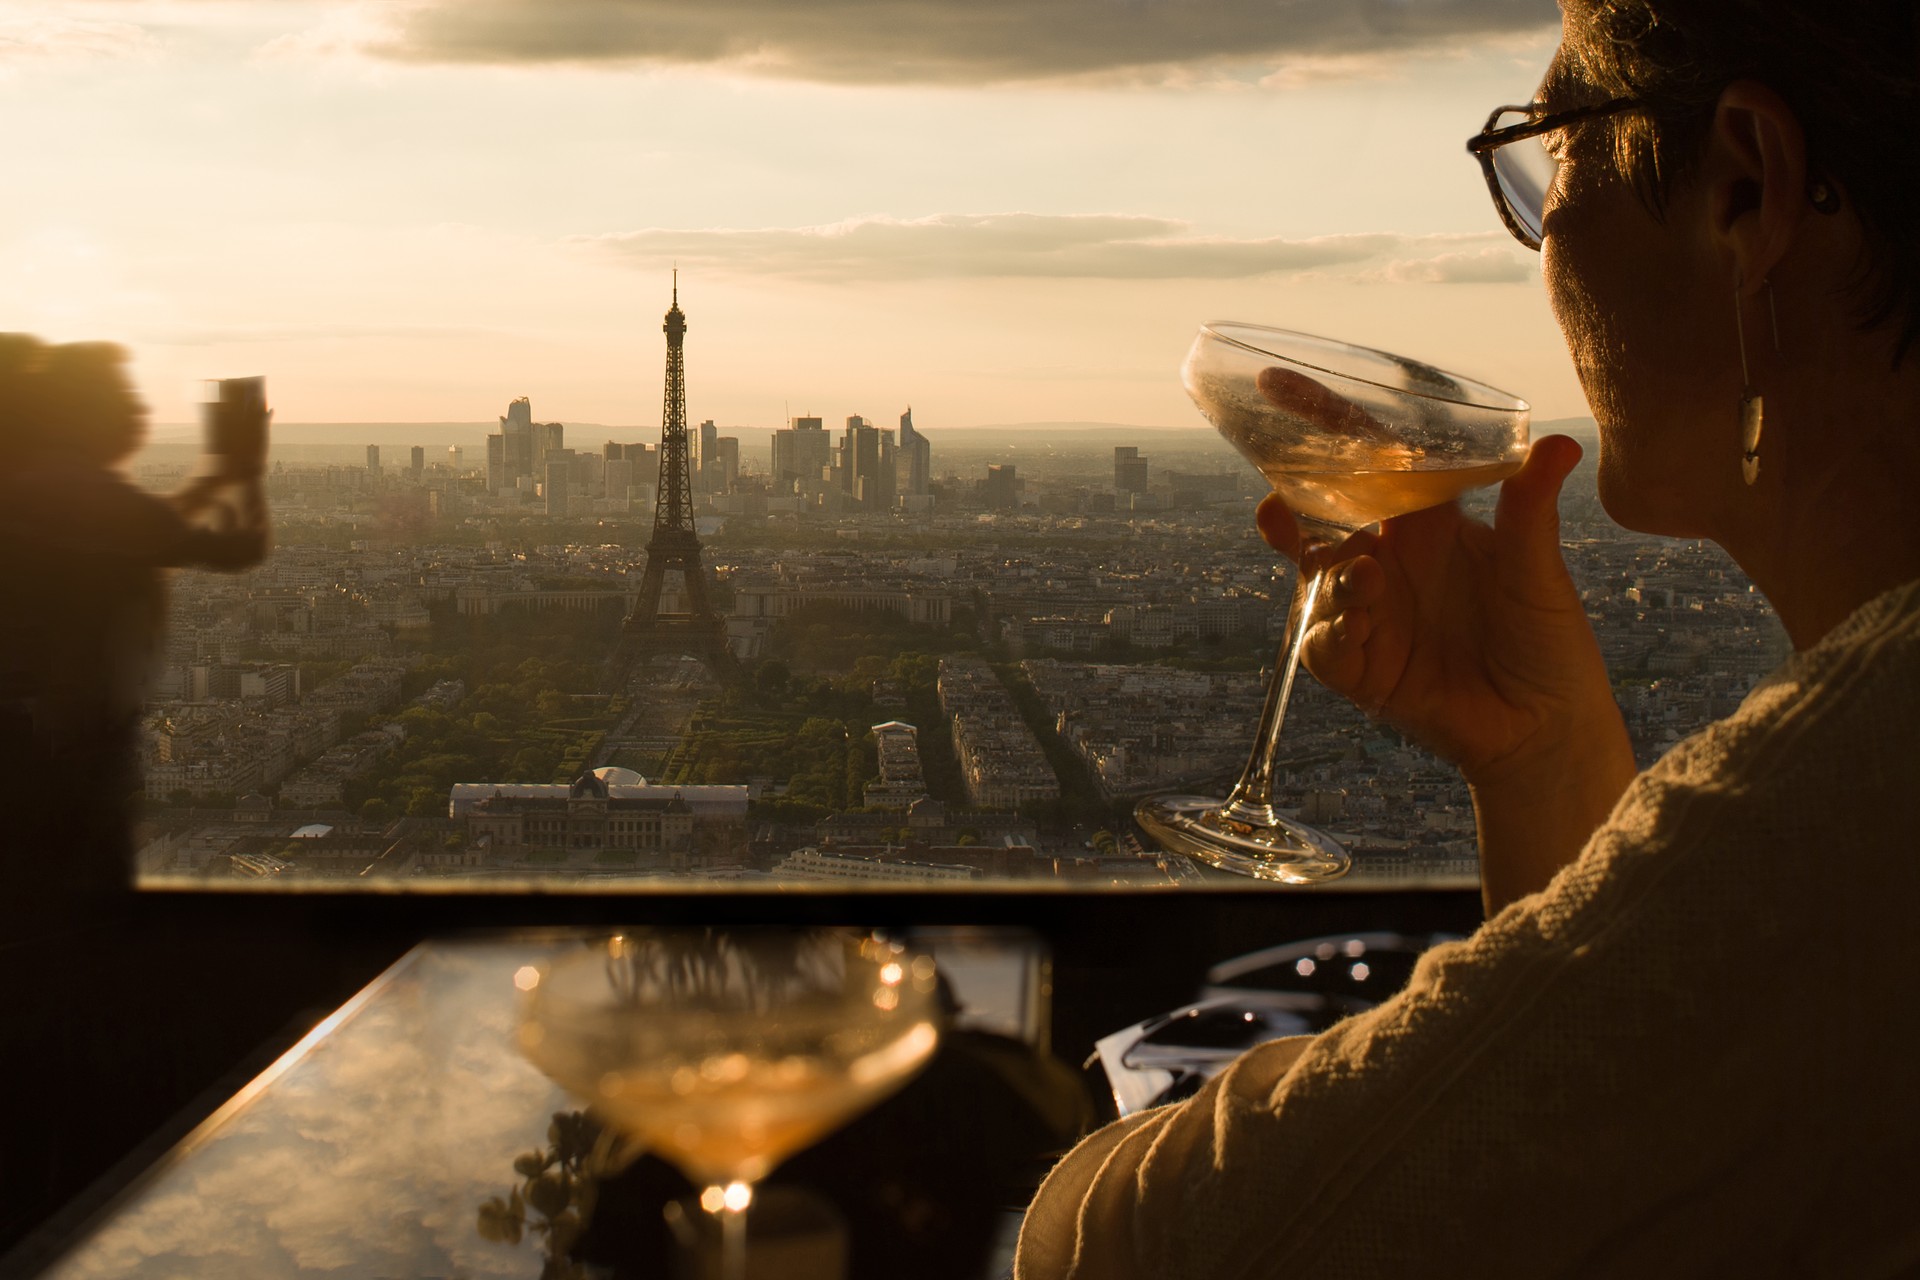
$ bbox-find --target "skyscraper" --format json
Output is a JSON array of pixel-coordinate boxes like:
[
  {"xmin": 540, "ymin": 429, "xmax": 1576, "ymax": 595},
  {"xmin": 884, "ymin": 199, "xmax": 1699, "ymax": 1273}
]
[
  {"xmin": 712, "ymin": 436, "xmax": 740, "ymax": 491},
  {"xmin": 697, "ymin": 419, "xmax": 718, "ymax": 488},
  {"xmin": 984, "ymin": 463, "xmax": 1020, "ymax": 511},
  {"xmin": 409, "ymin": 445, "xmax": 425, "ymax": 482},
  {"xmin": 544, "ymin": 455, "xmax": 572, "ymax": 516},
  {"xmin": 365, "ymin": 444, "xmax": 380, "ymax": 475},
  {"xmin": 897, "ymin": 406, "xmax": 931, "ymax": 497},
  {"xmin": 771, "ymin": 416, "xmax": 832, "ymax": 491},
  {"xmin": 840, "ymin": 415, "xmax": 892, "ymax": 510},
  {"xmin": 485, "ymin": 435, "xmax": 506, "ymax": 492},
  {"xmin": 489, "ymin": 397, "xmax": 535, "ymax": 493},
  {"xmin": 532, "ymin": 420, "xmax": 564, "ymax": 478},
  {"xmin": 603, "ymin": 456, "xmax": 635, "ymax": 508},
  {"xmin": 1114, "ymin": 445, "xmax": 1149, "ymax": 493}
]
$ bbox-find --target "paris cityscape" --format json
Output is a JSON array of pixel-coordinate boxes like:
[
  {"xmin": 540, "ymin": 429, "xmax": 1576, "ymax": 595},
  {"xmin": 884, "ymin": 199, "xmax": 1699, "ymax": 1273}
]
[{"xmin": 125, "ymin": 293, "xmax": 1791, "ymax": 892}]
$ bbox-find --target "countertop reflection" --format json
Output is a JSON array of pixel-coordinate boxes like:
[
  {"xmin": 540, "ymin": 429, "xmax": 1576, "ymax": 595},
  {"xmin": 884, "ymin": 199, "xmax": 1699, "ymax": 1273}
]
[{"xmin": 36, "ymin": 935, "xmax": 1028, "ymax": 1279}]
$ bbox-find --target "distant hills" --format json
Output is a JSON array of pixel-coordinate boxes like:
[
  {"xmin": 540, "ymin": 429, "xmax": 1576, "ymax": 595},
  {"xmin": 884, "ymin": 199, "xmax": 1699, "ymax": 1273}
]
[{"xmin": 135, "ymin": 415, "xmax": 1598, "ymax": 469}]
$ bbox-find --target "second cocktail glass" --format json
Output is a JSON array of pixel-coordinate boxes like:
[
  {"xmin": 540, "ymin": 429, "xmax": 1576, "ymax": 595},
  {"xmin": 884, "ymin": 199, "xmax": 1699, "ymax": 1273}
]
[
  {"xmin": 1136, "ymin": 323, "xmax": 1530, "ymax": 883},
  {"xmin": 517, "ymin": 929, "xmax": 941, "ymax": 1280}
]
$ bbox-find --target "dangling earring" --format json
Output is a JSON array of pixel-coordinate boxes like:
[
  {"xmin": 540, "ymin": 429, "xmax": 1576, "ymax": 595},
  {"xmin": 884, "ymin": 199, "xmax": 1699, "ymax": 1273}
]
[{"xmin": 1734, "ymin": 279, "xmax": 1781, "ymax": 485}]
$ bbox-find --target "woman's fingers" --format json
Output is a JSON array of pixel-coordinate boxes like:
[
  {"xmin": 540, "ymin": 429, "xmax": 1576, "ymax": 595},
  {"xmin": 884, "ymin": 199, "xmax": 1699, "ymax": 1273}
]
[
  {"xmin": 1255, "ymin": 493, "xmax": 1302, "ymax": 563},
  {"xmin": 1256, "ymin": 494, "xmax": 1386, "ymax": 574},
  {"xmin": 1255, "ymin": 366, "xmax": 1396, "ymax": 445},
  {"xmin": 1324, "ymin": 553, "xmax": 1385, "ymax": 612},
  {"xmin": 1300, "ymin": 556, "xmax": 1384, "ymax": 699},
  {"xmin": 1301, "ymin": 608, "xmax": 1374, "ymax": 699}
]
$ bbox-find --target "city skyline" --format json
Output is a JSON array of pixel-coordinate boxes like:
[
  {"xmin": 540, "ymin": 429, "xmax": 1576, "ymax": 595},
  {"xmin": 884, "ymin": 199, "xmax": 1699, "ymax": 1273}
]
[{"xmin": 3, "ymin": 1, "xmax": 1585, "ymax": 432}]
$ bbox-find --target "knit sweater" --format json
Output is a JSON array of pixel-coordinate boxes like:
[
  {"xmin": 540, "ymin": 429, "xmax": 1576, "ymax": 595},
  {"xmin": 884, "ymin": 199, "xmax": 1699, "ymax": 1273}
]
[{"xmin": 1017, "ymin": 580, "xmax": 1920, "ymax": 1279}]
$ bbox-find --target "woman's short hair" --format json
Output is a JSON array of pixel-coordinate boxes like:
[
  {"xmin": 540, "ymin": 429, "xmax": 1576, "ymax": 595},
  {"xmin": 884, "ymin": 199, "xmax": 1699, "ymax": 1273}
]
[{"xmin": 1562, "ymin": 0, "xmax": 1920, "ymax": 359}]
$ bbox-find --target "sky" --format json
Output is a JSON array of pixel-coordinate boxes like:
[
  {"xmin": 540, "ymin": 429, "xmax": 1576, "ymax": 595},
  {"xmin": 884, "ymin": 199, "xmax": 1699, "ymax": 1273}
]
[{"xmin": 0, "ymin": 0, "xmax": 1581, "ymax": 433}]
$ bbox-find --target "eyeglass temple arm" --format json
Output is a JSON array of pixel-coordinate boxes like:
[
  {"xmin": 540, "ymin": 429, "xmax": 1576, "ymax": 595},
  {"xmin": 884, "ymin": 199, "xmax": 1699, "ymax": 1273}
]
[{"xmin": 1467, "ymin": 97, "xmax": 1640, "ymax": 154}]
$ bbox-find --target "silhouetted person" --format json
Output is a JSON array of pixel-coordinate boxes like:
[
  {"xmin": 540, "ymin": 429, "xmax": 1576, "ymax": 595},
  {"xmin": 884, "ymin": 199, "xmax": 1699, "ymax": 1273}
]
[
  {"xmin": 0, "ymin": 336, "xmax": 273, "ymax": 1250},
  {"xmin": 0, "ymin": 337, "xmax": 269, "ymax": 899}
]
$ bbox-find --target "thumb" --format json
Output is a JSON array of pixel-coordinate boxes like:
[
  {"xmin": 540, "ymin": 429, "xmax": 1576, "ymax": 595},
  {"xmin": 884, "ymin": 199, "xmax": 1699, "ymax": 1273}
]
[{"xmin": 1493, "ymin": 434, "xmax": 1580, "ymax": 574}]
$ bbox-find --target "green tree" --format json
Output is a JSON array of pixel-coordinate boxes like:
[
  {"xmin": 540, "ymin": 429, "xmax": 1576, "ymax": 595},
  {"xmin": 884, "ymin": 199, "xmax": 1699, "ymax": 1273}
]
[
  {"xmin": 754, "ymin": 659, "xmax": 791, "ymax": 698},
  {"xmin": 511, "ymin": 747, "xmax": 559, "ymax": 782}
]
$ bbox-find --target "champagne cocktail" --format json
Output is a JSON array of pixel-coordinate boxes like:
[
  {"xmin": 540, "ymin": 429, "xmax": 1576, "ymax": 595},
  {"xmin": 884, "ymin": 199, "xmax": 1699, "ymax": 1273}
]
[
  {"xmin": 518, "ymin": 929, "xmax": 940, "ymax": 1279},
  {"xmin": 1135, "ymin": 323, "xmax": 1530, "ymax": 883}
]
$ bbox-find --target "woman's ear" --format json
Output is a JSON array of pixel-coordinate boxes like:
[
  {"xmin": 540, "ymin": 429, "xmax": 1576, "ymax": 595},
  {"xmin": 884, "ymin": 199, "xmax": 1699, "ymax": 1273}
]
[{"xmin": 1705, "ymin": 80, "xmax": 1810, "ymax": 293}]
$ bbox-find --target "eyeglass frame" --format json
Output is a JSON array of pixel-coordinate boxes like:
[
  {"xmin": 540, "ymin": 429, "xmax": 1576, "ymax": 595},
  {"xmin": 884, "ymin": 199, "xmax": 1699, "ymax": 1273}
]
[{"xmin": 1466, "ymin": 97, "xmax": 1642, "ymax": 250}]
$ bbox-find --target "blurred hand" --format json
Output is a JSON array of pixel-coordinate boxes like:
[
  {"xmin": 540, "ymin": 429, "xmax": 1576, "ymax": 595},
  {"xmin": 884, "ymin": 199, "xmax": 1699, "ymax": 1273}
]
[
  {"xmin": 1257, "ymin": 434, "xmax": 1621, "ymax": 787},
  {"xmin": 168, "ymin": 473, "xmax": 226, "ymax": 519},
  {"xmin": 191, "ymin": 475, "xmax": 271, "ymax": 571}
]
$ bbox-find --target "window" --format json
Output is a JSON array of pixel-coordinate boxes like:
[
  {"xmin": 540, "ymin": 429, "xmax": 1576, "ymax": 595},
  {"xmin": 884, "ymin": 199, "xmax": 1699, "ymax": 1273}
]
[{"xmin": 4, "ymin": 3, "xmax": 1782, "ymax": 894}]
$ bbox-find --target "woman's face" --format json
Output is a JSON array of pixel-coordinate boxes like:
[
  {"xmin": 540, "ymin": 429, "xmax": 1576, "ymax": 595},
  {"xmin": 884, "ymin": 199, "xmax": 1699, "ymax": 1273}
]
[{"xmin": 1537, "ymin": 47, "xmax": 1744, "ymax": 539}]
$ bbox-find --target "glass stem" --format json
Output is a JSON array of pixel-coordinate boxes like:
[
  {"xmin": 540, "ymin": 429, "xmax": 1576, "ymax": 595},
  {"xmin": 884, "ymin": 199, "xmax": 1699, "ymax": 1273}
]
[
  {"xmin": 719, "ymin": 1197, "xmax": 747, "ymax": 1280},
  {"xmin": 1223, "ymin": 558, "xmax": 1325, "ymax": 822}
]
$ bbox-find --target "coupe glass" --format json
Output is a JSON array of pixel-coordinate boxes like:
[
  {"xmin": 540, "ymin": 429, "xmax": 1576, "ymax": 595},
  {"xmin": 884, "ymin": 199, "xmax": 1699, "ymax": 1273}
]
[
  {"xmin": 1135, "ymin": 323, "xmax": 1530, "ymax": 883},
  {"xmin": 517, "ymin": 929, "xmax": 941, "ymax": 1280}
]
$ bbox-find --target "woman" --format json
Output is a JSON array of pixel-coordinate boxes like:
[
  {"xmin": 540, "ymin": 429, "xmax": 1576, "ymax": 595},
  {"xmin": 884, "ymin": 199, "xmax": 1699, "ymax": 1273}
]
[{"xmin": 1017, "ymin": 2, "xmax": 1920, "ymax": 1274}]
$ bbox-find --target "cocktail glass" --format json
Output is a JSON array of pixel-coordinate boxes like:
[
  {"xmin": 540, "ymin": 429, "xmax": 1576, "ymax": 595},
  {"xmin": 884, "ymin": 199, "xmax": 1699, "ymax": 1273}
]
[
  {"xmin": 1135, "ymin": 323, "xmax": 1530, "ymax": 883},
  {"xmin": 517, "ymin": 929, "xmax": 941, "ymax": 1280}
]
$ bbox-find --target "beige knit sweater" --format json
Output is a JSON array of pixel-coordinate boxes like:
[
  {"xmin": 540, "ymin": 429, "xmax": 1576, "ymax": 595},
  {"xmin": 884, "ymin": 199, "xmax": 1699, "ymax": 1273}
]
[{"xmin": 1017, "ymin": 580, "xmax": 1920, "ymax": 1279}]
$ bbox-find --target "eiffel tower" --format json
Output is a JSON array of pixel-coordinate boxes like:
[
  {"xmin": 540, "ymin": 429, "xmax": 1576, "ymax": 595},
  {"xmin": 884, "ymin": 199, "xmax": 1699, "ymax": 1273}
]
[{"xmin": 609, "ymin": 275, "xmax": 729, "ymax": 687}]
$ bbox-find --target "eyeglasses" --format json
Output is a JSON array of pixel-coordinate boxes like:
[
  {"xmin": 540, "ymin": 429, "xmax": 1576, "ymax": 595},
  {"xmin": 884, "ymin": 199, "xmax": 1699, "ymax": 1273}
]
[{"xmin": 1467, "ymin": 97, "xmax": 1640, "ymax": 249}]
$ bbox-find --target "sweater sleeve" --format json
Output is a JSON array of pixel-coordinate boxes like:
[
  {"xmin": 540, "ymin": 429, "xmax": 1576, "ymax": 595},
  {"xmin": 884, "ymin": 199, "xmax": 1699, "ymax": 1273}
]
[
  {"xmin": 1014, "ymin": 1038, "xmax": 1315, "ymax": 1280},
  {"xmin": 1016, "ymin": 586, "xmax": 1920, "ymax": 1280}
]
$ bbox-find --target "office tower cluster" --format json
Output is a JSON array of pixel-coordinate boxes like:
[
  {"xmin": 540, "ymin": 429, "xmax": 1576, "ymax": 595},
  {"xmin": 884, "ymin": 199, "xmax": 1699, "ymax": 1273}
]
[
  {"xmin": 352, "ymin": 438, "xmax": 469, "ymax": 521},
  {"xmin": 485, "ymin": 397, "xmax": 567, "ymax": 499},
  {"xmin": 768, "ymin": 405, "xmax": 933, "ymax": 513},
  {"xmin": 693, "ymin": 419, "xmax": 741, "ymax": 493},
  {"xmin": 470, "ymin": 398, "xmax": 668, "ymax": 517}
]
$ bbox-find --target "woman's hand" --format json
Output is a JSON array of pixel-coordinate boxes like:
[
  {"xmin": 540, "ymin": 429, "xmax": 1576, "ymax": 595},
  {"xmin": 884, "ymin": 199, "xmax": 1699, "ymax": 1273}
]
[
  {"xmin": 1259, "ymin": 435, "xmax": 1609, "ymax": 779},
  {"xmin": 1257, "ymin": 433, "xmax": 1637, "ymax": 909}
]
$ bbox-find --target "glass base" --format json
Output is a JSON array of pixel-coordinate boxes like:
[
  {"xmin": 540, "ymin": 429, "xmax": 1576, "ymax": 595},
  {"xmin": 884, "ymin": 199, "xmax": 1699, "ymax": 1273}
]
[{"xmin": 1135, "ymin": 795, "xmax": 1351, "ymax": 884}]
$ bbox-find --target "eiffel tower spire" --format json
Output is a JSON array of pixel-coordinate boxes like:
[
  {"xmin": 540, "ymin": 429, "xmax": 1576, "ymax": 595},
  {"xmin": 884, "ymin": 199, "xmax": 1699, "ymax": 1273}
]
[{"xmin": 609, "ymin": 278, "xmax": 729, "ymax": 686}]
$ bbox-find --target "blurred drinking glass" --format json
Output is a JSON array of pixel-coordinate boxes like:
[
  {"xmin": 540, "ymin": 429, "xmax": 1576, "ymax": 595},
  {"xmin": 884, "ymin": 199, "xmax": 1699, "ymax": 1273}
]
[{"xmin": 518, "ymin": 929, "xmax": 941, "ymax": 1280}]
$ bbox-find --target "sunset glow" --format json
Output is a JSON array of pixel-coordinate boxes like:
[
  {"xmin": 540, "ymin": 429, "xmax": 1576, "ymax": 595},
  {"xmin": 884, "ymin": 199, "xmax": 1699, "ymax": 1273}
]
[{"xmin": 1, "ymin": 0, "xmax": 1578, "ymax": 430}]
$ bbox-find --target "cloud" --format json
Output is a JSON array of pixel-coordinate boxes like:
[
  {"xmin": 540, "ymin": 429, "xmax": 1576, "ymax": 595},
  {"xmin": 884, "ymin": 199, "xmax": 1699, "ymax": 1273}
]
[
  {"xmin": 1366, "ymin": 246, "xmax": 1533, "ymax": 284},
  {"xmin": 578, "ymin": 212, "xmax": 1523, "ymax": 284},
  {"xmin": 0, "ymin": 10, "xmax": 160, "ymax": 71},
  {"xmin": 315, "ymin": 0, "xmax": 1560, "ymax": 86}
]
